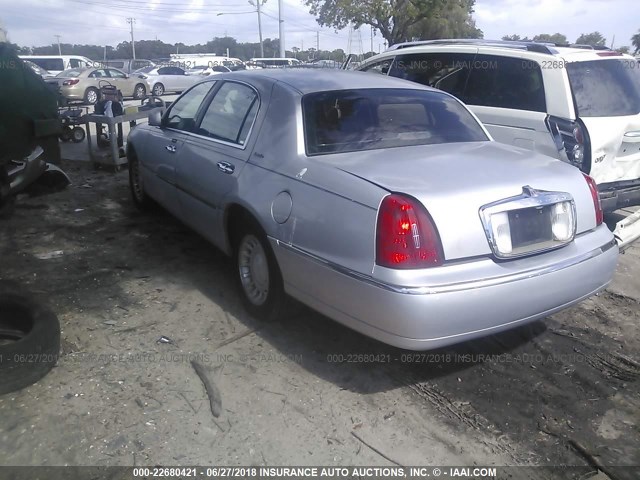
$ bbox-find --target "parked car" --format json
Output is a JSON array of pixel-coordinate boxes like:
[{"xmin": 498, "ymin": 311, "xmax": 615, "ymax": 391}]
[
  {"xmin": 47, "ymin": 67, "xmax": 148, "ymax": 104},
  {"xmin": 103, "ymin": 58, "xmax": 155, "ymax": 74},
  {"xmin": 357, "ymin": 39, "xmax": 640, "ymax": 249},
  {"xmin": 186, "ymin": 65, "xmax": 232, "ymax": 76},
  {"xmin": 126, "ymin": 70, "xmax": 618, "ymax": 351},
  {"xmin": 134, "ymin": 66, "xmax": 202, "ymax": 96}
]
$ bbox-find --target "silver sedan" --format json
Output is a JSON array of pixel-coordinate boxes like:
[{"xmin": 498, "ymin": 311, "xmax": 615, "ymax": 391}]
[{"xmin": 126, "ymin": 70, "xmax": 618, "ymax": 350}]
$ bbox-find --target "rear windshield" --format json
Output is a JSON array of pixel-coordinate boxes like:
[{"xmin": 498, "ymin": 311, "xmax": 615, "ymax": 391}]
[
  {"xmin": 135, "ymin": 66, "xmax": 155, "ymax": 74},
  {"xmin": 567, "ymin": 59, "xmax": 640, "ymax": 117},
  {"xmin": 303, "ymin": 88, "xmax": 488, "ymax": 155},
  {"xmin": 56, "ymin": 69, "xmax": 83, "ymax": 78}
]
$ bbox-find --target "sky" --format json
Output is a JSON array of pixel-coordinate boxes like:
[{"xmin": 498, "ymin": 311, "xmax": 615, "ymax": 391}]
[{"xmin": 1, "ymin": 0, "xmax": 638, "ymax": 55}]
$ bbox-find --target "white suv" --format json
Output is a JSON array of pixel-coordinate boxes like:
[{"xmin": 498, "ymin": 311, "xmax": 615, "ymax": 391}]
[{"xmin": 358, "ymin": 40, "xmax": 640, "ymax": 247}]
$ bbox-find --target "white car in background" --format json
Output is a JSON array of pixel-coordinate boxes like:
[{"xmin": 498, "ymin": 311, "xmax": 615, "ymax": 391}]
[
  {"xmin": 134, "ymin": 65, "xmax": 202, "ymax": 96},
  {"xmin": 186, "ymin": 65, "xmax": 232, "ymax": 76},
  {"xmin": 359, "ymin": 39, "xmax": 640, "ymax": 249}
]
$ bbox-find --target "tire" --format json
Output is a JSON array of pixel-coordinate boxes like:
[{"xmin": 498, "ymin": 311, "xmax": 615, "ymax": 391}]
[
  {"xmin": 59, "ymin": 127, "xmax": 72, "ymax": 142},
  {"xmin": 0, "ymin": 291, "xmax": 60, "ymax": 395},
  {"xmin": 84, "ymin": 87, "xmax": 99, "ymax": 105},
  {"xmin": 128, "ymin": 152, "xmax": 154, "ymax": 210},
  {"xmin": 152, "ymin": 83, "xmax": 164, "ymax": 96},
  {"xmin": 234, "ymin": 221, "xmax": 285, "ymax": 321},
  {"xmin": 71, "ymin": 126, "xmax": 86, "ymax": 143},
  {"xmin": 133, "ymin": 83, "xmax": 146, "ymax": 100}
]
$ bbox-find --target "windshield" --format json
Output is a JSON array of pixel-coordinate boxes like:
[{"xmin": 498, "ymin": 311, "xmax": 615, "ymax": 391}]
[
  {"xmin": 135, "ymin": 66, "xmax": 155, "ymax": 74},
  {"xmin": 567, "ymin": 59, "xmax": 640, "ymax": 117},
  {"xmin": 56, "ymin": 69, "xmax": 83, "ymax": 78},
  {"xmin": 303, "ymin": 88, "xmax": 488, "ymax": 155}
]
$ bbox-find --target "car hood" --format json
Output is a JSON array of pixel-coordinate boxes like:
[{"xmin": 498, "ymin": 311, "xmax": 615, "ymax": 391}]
[{"xmin": 323, "ymin": 141, "xmax": 597, "ymax": 260}]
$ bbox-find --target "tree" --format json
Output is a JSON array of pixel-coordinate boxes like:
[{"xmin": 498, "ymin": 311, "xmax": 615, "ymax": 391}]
[
  {"xmin": 617, "ymin": 45, "xmax": 630, "ymax": 54},
  {"xmin": 304, "ymin": 0, "xmax": 462, "ymax": 46},
  {"xmin": 575, "ymin": 31, "xmax": 606, "ymax": 46},
  {"xmin": 533, "ymin": 33, "xmax": 567, "ymax": 45},
  {"xmin": 408, "ymin": 0, "xmax": 483, "ymax": 40},
  {"xmin": 502, "ymin": 34, "xmax": 521, "ymax": 41},
  {"xmin": 632, "ymin": 29, "xmax": 640, "ymax": 54}
]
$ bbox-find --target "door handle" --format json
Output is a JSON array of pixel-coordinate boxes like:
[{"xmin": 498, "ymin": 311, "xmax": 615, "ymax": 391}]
[
  {"xmin": 217, "ymin": 161, "xmax": 235, "ymax": 174},
  {"xmin": 165, "ymin": 145, "xmax": 177, "ymax": 153}
]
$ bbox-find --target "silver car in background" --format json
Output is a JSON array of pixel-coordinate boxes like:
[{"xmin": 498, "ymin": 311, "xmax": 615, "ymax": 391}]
[{"xmin": 126, "ymin": 70, "xmax": 618, "ymax": 350}]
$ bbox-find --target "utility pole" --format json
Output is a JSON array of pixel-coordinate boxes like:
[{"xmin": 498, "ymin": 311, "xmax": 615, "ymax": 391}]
[
  {"xmin": 248, "ymin": 1, "xmax": 264, "ymax": 57},
  {"xmin": 316, "ymin": 31, "xmax": 319, "ymax": 53},
  {"xmin": 278, "ymin": 0, "xmax": 285, "ymax": 57},
  {"xmin": 127, "ymin": 17, "xmax": 136, "ymax": 59},
  {"xmin": 370, "ymin": 26, "xmax": 374, "ymax": 54},
  {"xmin": 54, "ymin": 35, "xmax": 61, "ymax": 55}
]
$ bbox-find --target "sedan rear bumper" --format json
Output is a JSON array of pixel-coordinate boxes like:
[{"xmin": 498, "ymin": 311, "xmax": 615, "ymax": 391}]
[{"xmin": 273, "ymin": 225, "xmax": 618, "ymax": 350}]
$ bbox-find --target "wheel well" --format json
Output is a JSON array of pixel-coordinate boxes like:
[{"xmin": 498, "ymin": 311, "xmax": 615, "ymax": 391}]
[
  {"xmin": 126, "ymin": 143, "xmax": 137, "ymax": 162},
  {"xmin": 225, "ymin": 204, "xmax": 263, "ymax": 254}
]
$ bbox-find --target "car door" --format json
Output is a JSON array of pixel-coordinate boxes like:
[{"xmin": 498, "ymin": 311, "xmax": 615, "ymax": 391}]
[
  {"xmin": 174, "ymin": 80, "xmax": 262, "ymax": 249},
  {"xmin": 172, "ymin": 66, "xmax": 195, "ymax": 90},
  {"xmin": 140, "ymin": 81, "xmax": 217, "ymax": 216},
  {"xmin": 106, "ymin": 68, "xmax": 134, "ymax": 97}
]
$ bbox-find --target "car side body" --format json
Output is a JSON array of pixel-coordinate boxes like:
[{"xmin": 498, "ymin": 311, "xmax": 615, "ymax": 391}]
[
  {"xmin": 127, "ymin": 70, "xmax": 618, "ymax": 350},
  {"xmin": 47, "ymin": 67, "xmax": 148, "ymax": 104}
]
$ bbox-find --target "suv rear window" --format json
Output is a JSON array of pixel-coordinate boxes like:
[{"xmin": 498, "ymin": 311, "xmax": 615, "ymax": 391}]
[
  {"xmin": 567, "ymin": 59, "xmax": 640, "ymax": 117},
  {"xmin": 303, "ymin": 88, "xmax": 488, "ymax": 156}
]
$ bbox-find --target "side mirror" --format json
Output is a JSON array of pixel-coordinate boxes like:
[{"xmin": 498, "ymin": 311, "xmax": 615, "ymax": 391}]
[{"xmin": 148, "ymin": 109, "xmax": 163, "ymax": 127}]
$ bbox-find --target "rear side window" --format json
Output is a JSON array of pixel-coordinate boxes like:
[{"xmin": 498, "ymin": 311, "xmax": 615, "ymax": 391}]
[
  {"xmin": 567, "ymin": 60, "xmax": 640, "ymax": 117},
  {"xmin": 389, "ymin": 52, "xmax": 476, "ymax": 99},
  {"xmin": 303, "ymin": 88, "xmax": 488, "ymax": 156},
  {"xmin": 462, "ymin": 55, "xmax": 546, "ymax": 112}
]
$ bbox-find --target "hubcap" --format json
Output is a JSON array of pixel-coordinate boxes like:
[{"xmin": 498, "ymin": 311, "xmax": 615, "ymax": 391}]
[
  {"xmin": 86, "ymin": 90, "xmax": 97, "ymax": 104},
  {"xmin": 238, "ymin": 235, "xmax": 269, "ymax": 306},
  {"xmin": 135, "ymin": 86, "xmax": 145, "ymax": 98},
  {"xmin": 153, "ymin": 85, "xmax": 163, "ymax": 96}
]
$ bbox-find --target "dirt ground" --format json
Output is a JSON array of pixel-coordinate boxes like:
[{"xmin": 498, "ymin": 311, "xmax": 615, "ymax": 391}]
[{"xmin": 0, "ymin": 156, "xmax": 638, "ymax": 479}]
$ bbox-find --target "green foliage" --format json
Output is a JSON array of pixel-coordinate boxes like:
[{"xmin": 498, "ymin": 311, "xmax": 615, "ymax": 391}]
[
  {"xmin": 617, "ymin": 46, "xmax": 630, "ymax": 54},
  {"xmin": 532, "ymin": 33, "xmax": 567, "ymax": 45},
  {"xmin": 575, "ymin": 31, "xmax": 606, "ymax": 46},
  {"xmin": 303, "ymin": 0, "xmax": 479, "ymax": 45},
  {"xmin": 632, "ymin": 29, "xmax": 640, "ymax": 54}
]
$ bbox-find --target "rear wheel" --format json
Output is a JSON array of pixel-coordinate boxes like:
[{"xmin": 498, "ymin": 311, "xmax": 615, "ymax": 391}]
[
  {"xmin": 152, "ymin": 83, "xmax": 165, "ymax": 96},
  {"xmin": 234, "ymin": 222, "xmax": 285, "ymax": 321},
  {"xmin": 84, "ymin": 87, "xmax": 99, "ymax": 105}
]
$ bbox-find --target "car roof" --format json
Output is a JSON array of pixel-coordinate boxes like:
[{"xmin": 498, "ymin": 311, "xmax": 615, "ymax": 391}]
[{"xmin": 220, "ymin": 68, "xmax": 434, "ymax": 94}]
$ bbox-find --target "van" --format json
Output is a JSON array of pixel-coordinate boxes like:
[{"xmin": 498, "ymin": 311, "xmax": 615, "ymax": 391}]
[
  {"xmin": 169, "ymin": 54, "xmax": 243, "ymax": 70},
  {"xmin": 18, "ymin": 55, "xmax": 93, "ymax": 75},
  {"xmin": 250, "ymin": 57, "xmax": 302, "ymax": 68}
]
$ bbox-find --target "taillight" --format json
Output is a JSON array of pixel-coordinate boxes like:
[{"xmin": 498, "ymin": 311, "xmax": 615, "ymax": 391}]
[
  {"xmin": 62, "ymin": 79, "xmax": 79, "ymax": 86},
  {"xmin": 376, "ymin": 194, "xmax": 443, "ymax": 269},
  {"xmin": 583, "ymin": 173, "xmax": 603, "ymax": 226},
  {"xmin": 546, "ymin": 116, "xmax": 591, "ymax": 173}
]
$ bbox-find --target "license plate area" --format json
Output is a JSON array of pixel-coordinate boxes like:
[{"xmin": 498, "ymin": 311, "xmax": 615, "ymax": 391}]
[
  {"xmin": 479, "ymin": 187, "xmax": 576, "ymax": 259},
  {"xmin": 509, "ymin": 206, "xmax": 554, "ymax": 253}
]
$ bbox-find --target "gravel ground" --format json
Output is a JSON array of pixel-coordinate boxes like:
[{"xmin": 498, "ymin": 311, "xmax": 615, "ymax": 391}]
[{"xmin": 0, "ymin": 157, "xmax": 638, "ymax": 480}]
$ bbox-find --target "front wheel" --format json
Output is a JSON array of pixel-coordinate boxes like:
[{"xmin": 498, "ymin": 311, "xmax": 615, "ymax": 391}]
[
  {"xmin": 152, "ymin": 83, "xmax": 164, "ymax": 96},
  {"xmin": 235, "ymin": 227, "xmax": 284, "ymax": 321},
  {"xmin": 128, "ymin": 153, "xmax": 154, "ymax": 210},
  {"xmin": 133, "ymin": 83, "xmax": 146, "ymax": 99}
]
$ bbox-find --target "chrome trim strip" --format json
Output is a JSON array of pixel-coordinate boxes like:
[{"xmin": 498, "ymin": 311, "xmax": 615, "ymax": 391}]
[{"xmin": 274, "ymin": 238, "xmax": 616, "ymax": 296}]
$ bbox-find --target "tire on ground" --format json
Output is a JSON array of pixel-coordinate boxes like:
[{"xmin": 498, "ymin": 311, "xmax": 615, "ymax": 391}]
[{"xmin": 0, "ymin": 291, "xmax": 61, "ymax": 395}]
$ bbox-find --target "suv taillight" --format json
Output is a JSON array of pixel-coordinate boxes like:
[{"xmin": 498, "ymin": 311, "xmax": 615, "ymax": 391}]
[
  {"xmin": 376, "ymin": 194, "xmax": 443, "ymax": 268},
  {"xmin": 546, "ymin": 116, "xmax": 591, "ymax": 173},
  {"xmin": 583, "ymin": 173, "xmax": 604, "ymax": 226}
]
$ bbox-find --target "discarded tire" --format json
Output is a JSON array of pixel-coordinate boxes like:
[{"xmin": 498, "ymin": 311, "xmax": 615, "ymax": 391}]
[{"xmin": 0, "ymin": 291, "xmax": 60, "ymax": 395}]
